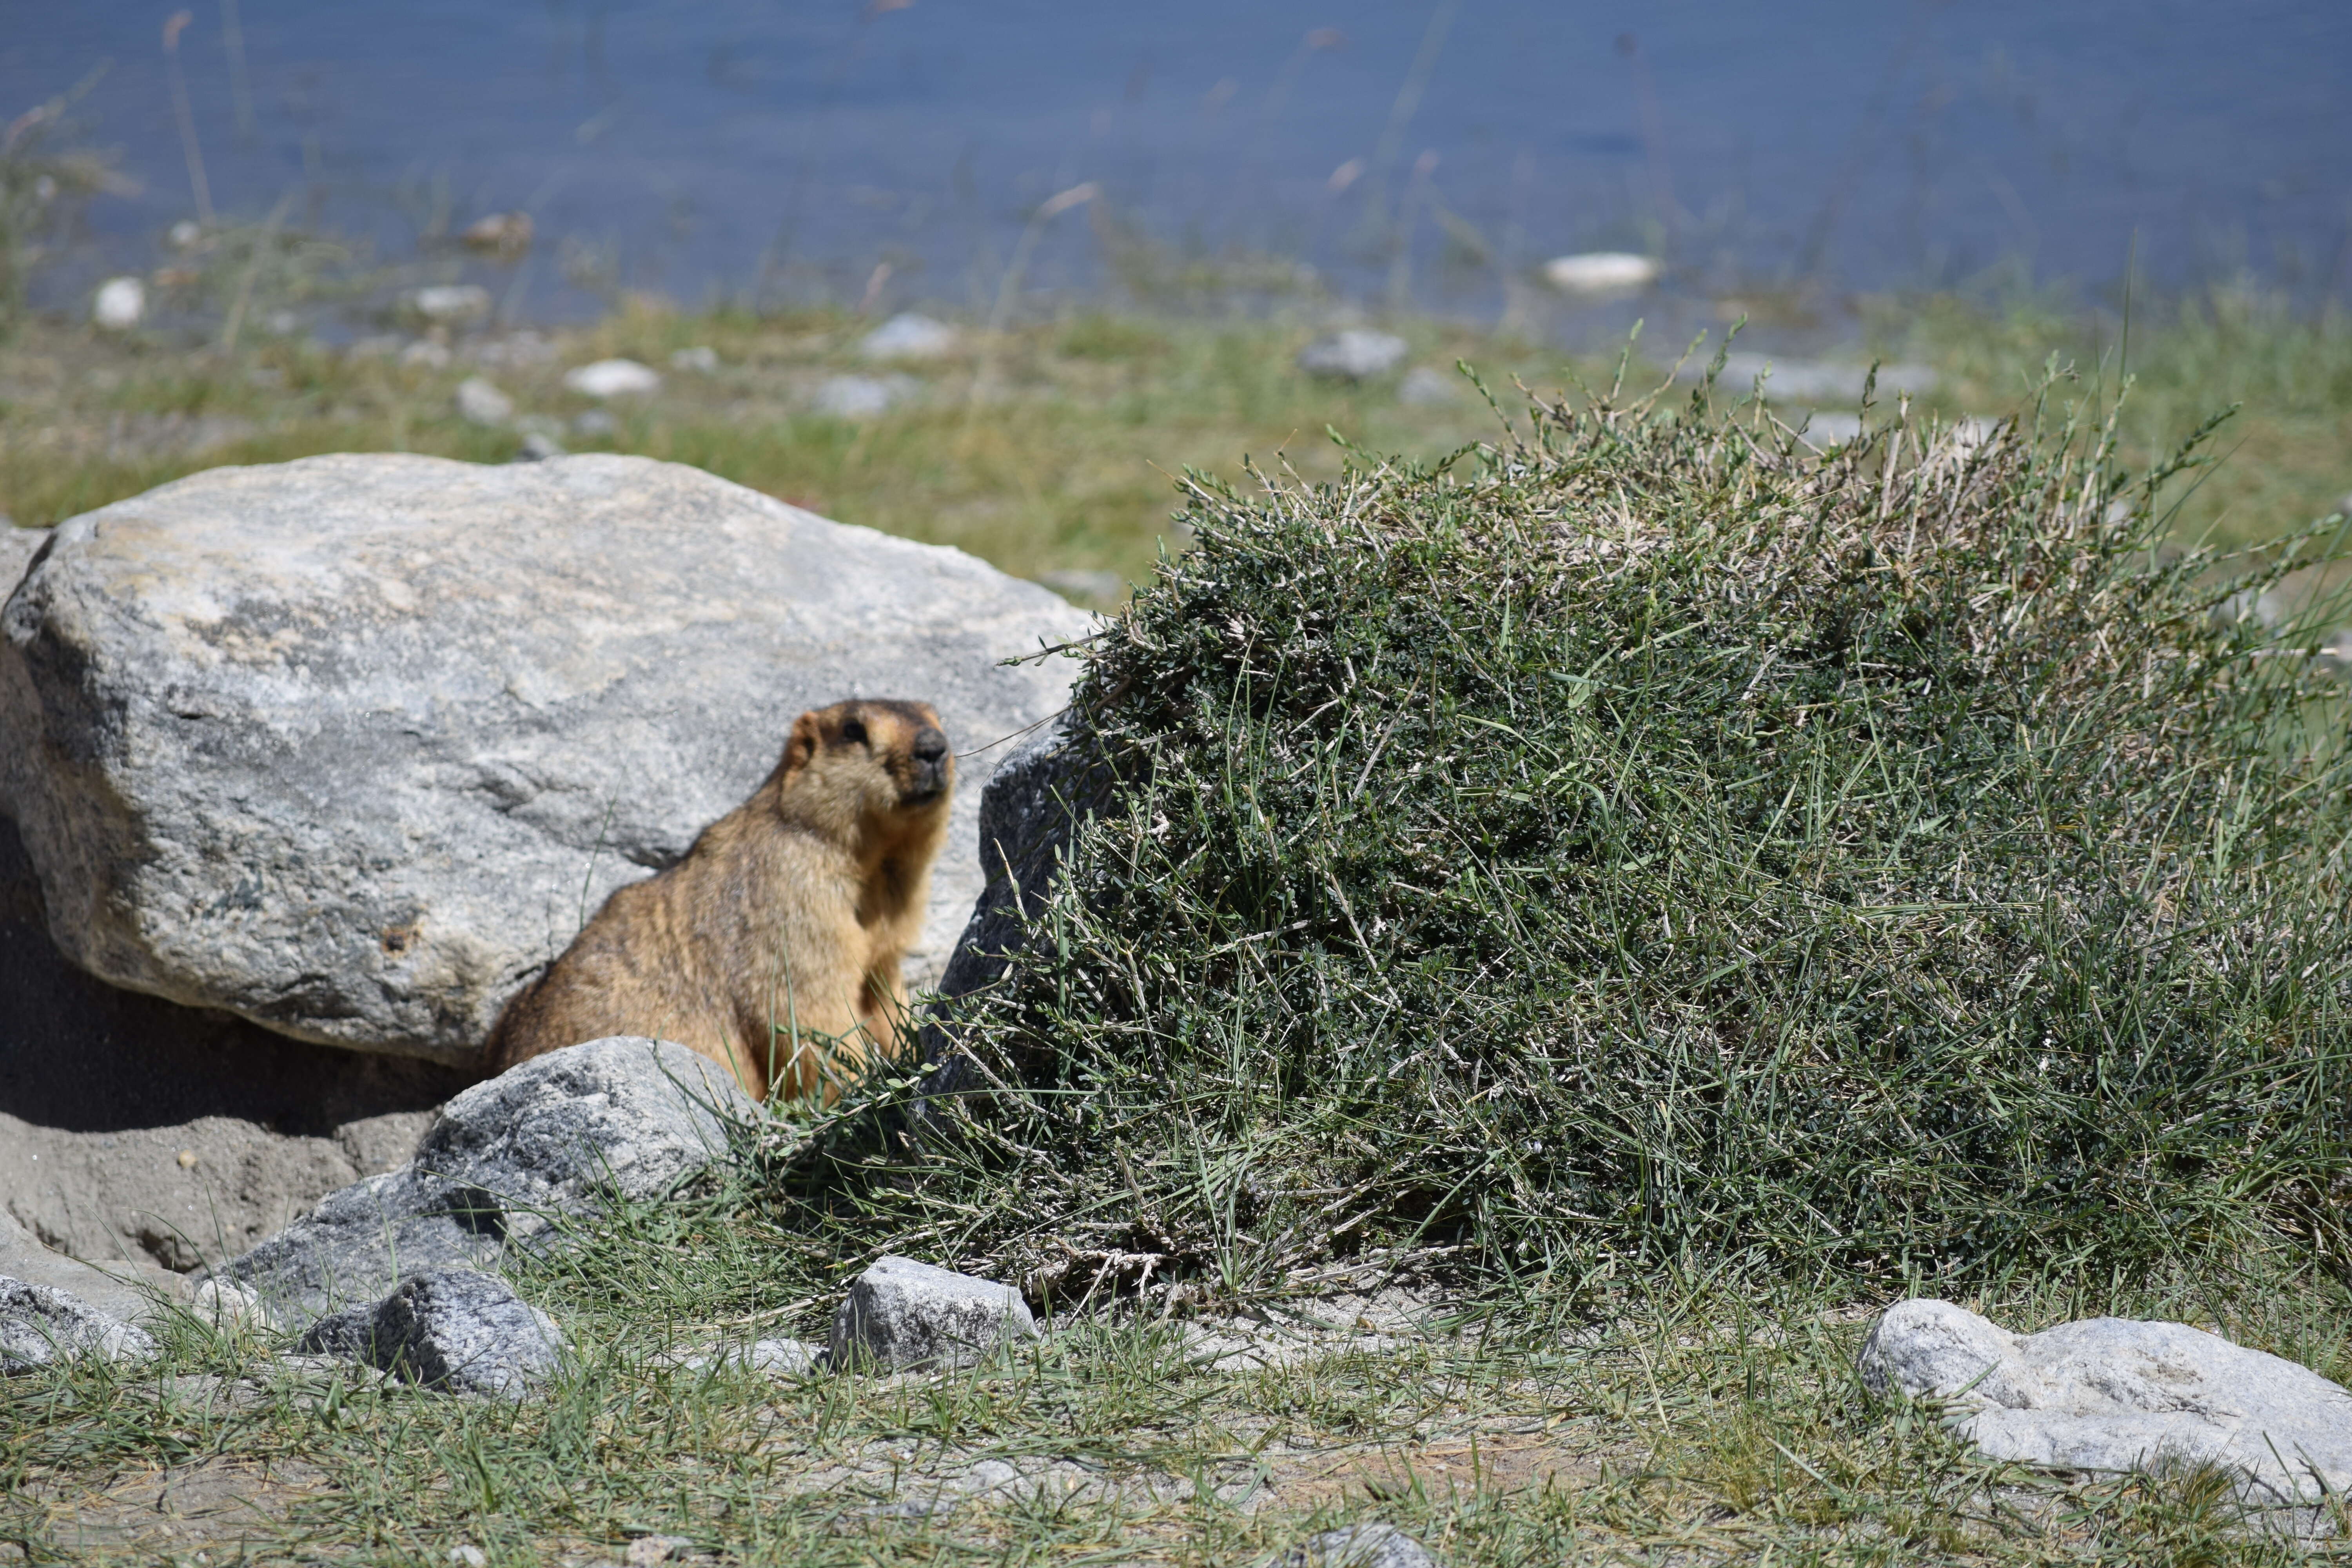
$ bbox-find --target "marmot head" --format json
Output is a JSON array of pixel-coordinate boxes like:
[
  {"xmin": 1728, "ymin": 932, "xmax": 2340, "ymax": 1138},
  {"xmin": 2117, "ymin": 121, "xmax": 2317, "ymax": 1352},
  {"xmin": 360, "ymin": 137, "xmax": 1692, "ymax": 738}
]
[{"xmin": 777, "ymin": 699, "xmax": 953, "ymax": 830}]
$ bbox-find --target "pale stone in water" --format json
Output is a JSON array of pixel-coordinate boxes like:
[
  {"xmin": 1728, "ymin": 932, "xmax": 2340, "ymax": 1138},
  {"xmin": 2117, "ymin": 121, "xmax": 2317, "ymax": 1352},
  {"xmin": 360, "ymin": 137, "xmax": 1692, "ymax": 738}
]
[
  {"xmin": 563, "ymin": 358, "xmax": 662, "ymax": 397},
  {"xmin": 1541, "ymin": 252, "xmax": 1658, "ymax": 295},
  {"xmin": 91, "ymin": 276, "xmax": 145, "ymax": 330},
  {"xmin": 0, "ymin": 453, "xmax": 1085, "ymax": 1056},
  {"xmin": 1859, "ymin": 1298, "xmax": 2352, "ymax": 1504},
  {"xmin": 409, "ymin": 284, "xmax": 491, "ymax": 323}
]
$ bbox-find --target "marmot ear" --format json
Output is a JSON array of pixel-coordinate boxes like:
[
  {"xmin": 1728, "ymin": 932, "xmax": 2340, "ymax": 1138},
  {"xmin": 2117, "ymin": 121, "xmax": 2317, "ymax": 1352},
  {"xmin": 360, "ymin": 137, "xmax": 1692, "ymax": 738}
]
[{"xmin": 781, "ymin": 711, "xmax": 822, "ymax": 775}]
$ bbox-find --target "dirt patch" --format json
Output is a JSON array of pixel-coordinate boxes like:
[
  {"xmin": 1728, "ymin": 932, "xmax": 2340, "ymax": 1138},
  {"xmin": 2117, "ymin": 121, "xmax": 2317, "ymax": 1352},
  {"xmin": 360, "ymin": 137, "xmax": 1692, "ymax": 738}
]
[{"xmin": 16, "ymin": 1456, "xmax": 334, "ymax": 1563}]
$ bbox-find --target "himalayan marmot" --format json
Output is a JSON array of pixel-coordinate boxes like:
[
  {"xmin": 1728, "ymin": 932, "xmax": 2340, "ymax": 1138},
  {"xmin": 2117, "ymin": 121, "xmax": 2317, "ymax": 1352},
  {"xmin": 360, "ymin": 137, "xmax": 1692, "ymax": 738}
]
[{"xmin": 486, "ymin": 699, "xmax": 953, "ymax": 1102}]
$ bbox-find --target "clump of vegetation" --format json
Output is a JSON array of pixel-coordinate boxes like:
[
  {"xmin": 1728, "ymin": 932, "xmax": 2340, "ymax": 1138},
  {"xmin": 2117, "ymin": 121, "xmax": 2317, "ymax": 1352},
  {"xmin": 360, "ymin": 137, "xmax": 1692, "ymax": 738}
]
[{"xmin": 799, "ymin": 363, "xmax": 2352, "ymax": 1302}]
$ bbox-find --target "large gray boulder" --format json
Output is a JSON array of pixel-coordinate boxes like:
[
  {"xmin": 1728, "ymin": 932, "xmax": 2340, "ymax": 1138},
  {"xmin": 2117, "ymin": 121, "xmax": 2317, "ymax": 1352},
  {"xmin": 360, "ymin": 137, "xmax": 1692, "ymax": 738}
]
[
  {"xmin": 1859, "ymin": 1298, "xmax": 2352, "ymax": 1504},
  {"xmin": 223, "ymin": 1037, "xmax": 753, "ymax": 1326},
  {"xmin": 0, "ymin": 454, "xmax": 1087, "ymax": 1063}
]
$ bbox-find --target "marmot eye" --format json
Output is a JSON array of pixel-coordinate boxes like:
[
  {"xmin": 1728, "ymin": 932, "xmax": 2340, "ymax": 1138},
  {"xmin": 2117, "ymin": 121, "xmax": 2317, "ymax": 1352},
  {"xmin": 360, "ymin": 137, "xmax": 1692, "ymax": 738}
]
[{"xmin": 840, "ymin": 717, "xmax": 867, "ymax": 745}]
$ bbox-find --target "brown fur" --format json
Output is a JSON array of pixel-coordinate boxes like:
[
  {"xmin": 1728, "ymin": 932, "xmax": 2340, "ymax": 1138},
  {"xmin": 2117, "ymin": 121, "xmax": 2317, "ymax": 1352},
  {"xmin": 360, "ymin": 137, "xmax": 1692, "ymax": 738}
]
[{"xmin": 485, "ymin": 699, "xmax": 953, "ymax": 1102}]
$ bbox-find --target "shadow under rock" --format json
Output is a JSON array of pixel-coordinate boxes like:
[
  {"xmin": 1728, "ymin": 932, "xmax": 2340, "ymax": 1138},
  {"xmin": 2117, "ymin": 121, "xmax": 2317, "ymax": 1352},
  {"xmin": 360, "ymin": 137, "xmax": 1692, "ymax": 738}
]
[{"xmin": 0, "ymin": 815, "xmax": 472, "ymax": 1134}]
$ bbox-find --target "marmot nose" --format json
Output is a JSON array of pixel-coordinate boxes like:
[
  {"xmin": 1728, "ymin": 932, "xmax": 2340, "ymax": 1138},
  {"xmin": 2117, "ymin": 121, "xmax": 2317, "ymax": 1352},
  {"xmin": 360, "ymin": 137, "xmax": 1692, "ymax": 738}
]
[{"xmin": 912, "ymin": 728, "xmax": 948, "ymax": 764}]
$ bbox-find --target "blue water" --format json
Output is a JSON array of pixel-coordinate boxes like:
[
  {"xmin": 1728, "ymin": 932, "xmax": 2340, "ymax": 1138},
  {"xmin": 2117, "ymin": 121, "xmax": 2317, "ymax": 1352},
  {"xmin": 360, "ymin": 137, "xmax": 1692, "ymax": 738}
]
[{"xmin": 4, "ymin": 0, "xmax": 2346, "ymax": 323}]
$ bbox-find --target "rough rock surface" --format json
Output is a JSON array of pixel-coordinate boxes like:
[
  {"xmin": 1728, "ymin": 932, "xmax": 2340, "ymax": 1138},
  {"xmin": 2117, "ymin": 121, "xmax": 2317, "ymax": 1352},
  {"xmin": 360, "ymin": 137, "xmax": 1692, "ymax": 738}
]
[
  {"xmin": 923, "ymin": 714, "xmax": 1114, "ymax": 1091},
  {"xmin": 683, "ymin": 1338, "xmax": 824, "ymax": 1376},
  {"xmin": 1859, "ymin": 1298, "xmax": 2352, "ymax": 1503},
  {"xmin": 0, "ymin": 454, "xmax": 1086, "ymax": 1062},
  {"xmin": 2, "ymin": 526, "xmax": 47, "ymax": 593},
  {"xmin": 224, "ymin": 1037, "xmax": 755, "ymax": 1326},
  {"xmin": 1, "ymin": 1209, "xmax": 183, "ymax": 1327},
  {"xmin": 3, "ymin": 814, "xmax": 461, "ymax": 1272},
  {"xmin": 1267, "ymin": 1524, "xmax": 1441, "ymax": 1568},
  {"xmin": 298, "ymin": 1268, "xmax": 562, "ymax": 1398},
  {"xmin": 0, "ymin": 1276, "xmax": 158, "ymax": 1370},
  {"xmin": 830, "ymin": 1255, "xmax": 1037, "ymax": 1371}
]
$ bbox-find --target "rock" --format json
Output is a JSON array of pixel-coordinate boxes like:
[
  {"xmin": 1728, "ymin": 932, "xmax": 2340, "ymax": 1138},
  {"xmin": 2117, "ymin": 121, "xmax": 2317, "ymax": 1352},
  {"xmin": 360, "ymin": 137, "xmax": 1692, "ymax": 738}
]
[
  {"xmin": 454, "ymin": 376, "xmax": 513, "ymax": 427},
  {"xmin": 471, "ymin": 331, "xmax": 557, "ymax": 369},
  {"xmin": 460, "ymin": 211, "xmax": 533, "ymax": 258},
  {"xmin": 859, "ymin": 312, "xmax": 958, "ymax": 361},
  {"xmin": 408, "ymin": 285, "xmax": 491, "ymax": 324},
  {"xmin": 1, "ymin": 453, "xmax": 1087, "ymax": 1057},
  {"xmin": 448, "ymin": 1547, "xmax": 488, "ymax": 1568},
  {"xmin": 624, "ymin": 1534, "xmax": 693, "ymax": 1565},
  {"xmin": 1397, "ymin": 366, "xmax": 1460, "ymax": 407},
  {"xmin": 564, "ymin": 359, "xmax": 662, "ymax": 397},
  {"xmin": 0, "ymin": 1210, "xmax": 178, "ymax": 1329},
  {"xmin": 514, "ymin": 429, "xmax": 567, "ymax": 462},
  {"xmin": 812, "ymin": 373, "xmax": 913, "ymax": 418},
  {"xmin": 92, "ymin": 276, "xmax": 145, "ymax": 331},
  {"xmin": 1267, "ymin": 1523, "xmax": 1442, "ymax": 1568},
  {"xmin": 1540, "ymin": 252, "xmax": 1658, "ymax": 296},
  {"xmin": 299, "ymin": 1267, "xmax": 561, "ymax": 1398},
  {"xmin": 1695, "ymin": 352, "xmax": 1940, "ymax": 403},
  {"xmin": 829, "ymin": 1255, "xmax": 1037, "ymax": 1371},
  {"xmin": 3, "ymin": 525, "xmax": 49, "ymax": 593},
  {"xmin": 1297, "ymin": 330, "xmax": 1408, "ymax": 381},
  {"xmin": 682, "ymin": 1337, "xmax": 822, "ymax": 1376},
  {"xmin": 571, "ymin": 408, "xmax": 618, "ymax": 437},
  {"xmin": 0, "ymin": 1276, "xmax": 158, "ymax": 1370},
  {"xmin": 1859, "ymin": 1298, "xmax": 2352, "ymax": 1504},
  {"xmin": 401, "ymin": 339, "xmax": 454, "ymax": 369},
  {"xmin": 668, "ymin": 345, "xmax": 719, "ymax": 373},
  {"xmin": 923, "ymin": 713, "xmax": 1116, "ymax": 1090},
  {"xmin": 1037, "ymin": 568, "xmax": 1122, "ymax": 603},
  {"xmin": 168, "ymin": 220, "xmax": 203, "ymax": 250},
  {"xmin": 225, "ymin": 1038, "xmax": 752, "ymax": 1325}
]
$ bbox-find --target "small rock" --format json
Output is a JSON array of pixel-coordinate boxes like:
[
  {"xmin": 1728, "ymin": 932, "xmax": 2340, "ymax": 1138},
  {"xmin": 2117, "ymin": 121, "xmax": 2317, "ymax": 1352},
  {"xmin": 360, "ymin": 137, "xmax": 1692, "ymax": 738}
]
[
  {"xmin": 513, "ymin": 430, "xmax": 567, "ymax": 463},
  {"xmin": 472, "ymin": 331, "xmax": 557, "ymax": 368},
  {"xmin": 409, "ymin": 284, "xmax": 492, "ymax": 324},
  {"xmin": 460, "ymin": 211, "xmax": 534, "ymax": 258},
  {"xmin": 564, "ymin": 359, "xmax": 662, "ymax": 398},
  {"xmin": 227, "ymin": 1039, "xmax": 756, "ymax": 1327},
  {"xmin": 301, "ymin": 1267, "xmax": 563, "ymax": 1399},
  {"xmin": 830, "ymin": 1256, "xmax": 1038, "ymax": 1372},
  {"xmin": 812, "ymin": 373, "xmax": 912, "ymax": 418},
  {"xmin": 682, "ymin": 1338, "xmax": 823, "ymax": 1376},
  {"xmin": 345, "ymin": 333, "xmax": 403, "ymax": 359},
  {"xmin": 1541, "ymin": 251, "xmax": 1658, "ymax": 296},
  {"xmin": 1297, "ymin": 330, "xmax": 1409, "ymax": 381},
  {"xmin": 668, "ymin": 345, "xmax": 719, "ymax": 373},
  {"xmin": 189, "ymin": 1278, "xmax": 264, "ymax": 1330},
  {"xmin": 448, "ymin": 1547, "xmax": 488, "ymax": 1568},
  {"xmin": 572, "ymin": 408, "xmax": 618, "ymax": 438},
  {"xmin": 1038, "ymin": 568, "xmax": 1123, "ymax": 603},
  {"xmin": 92, "ymin": 276, "xmax": 146, "ymax": 330},
  {"xmin": 167, "ymin": 220, "xmax": 203, "ymax": 250},
  {"xmin": 1697, "ymin": 352, "xmax": 1940, "ymax": 402},
  {"xmin": 455, "ymin": 377, "xmax": 514, "ymax": 427},
  {"xmin": 401, "ymin": 339, "xmax": 454, "ymax": 369},
  {"xmin": 1859, "ymin": 1298, "xmax": 2352, "ymax": 1504},
  {"xmin": 1397, "ymin": 366, "xmax": 1459, "ymax": 407},
  {"xmin": 1267, "ymin": 1523, "xmax": 1441, "ymax": 1568},
  {"xmin": 859, "ymin": 312, "xmax": 958, "ymax": 361},
  {"xmin": 624, "ymin": 1536, "xmax": 693, "ymax": 1566},
  {"xmin": 0, "ymin": 1276, "xmax": 159, "ymax": 1371}
]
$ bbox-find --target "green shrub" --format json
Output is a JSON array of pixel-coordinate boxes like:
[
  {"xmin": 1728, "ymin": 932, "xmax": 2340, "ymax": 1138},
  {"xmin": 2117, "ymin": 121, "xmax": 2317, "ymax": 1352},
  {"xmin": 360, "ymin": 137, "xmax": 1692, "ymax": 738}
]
[{"xmin": 797, "ymin": 367, "xmax": 2352, "ymax": 1300}]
